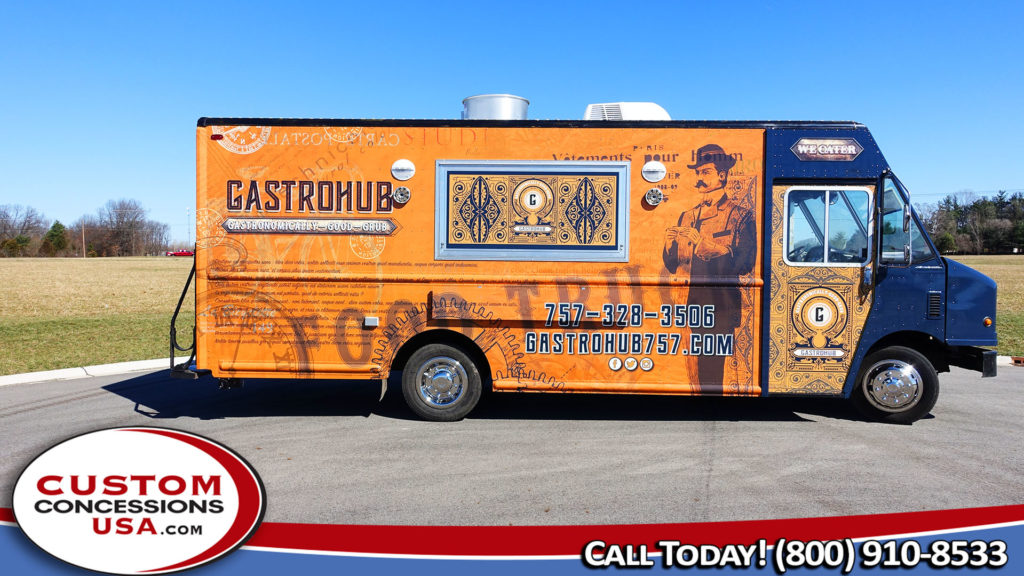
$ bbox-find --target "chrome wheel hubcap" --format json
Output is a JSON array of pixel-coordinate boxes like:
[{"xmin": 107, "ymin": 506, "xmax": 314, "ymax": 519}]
[
  {"xmin": 863, "ymin": 359, "xmax": 922, "ymax": 412},
  {"xmin": 416, "ymin": 356, "xmax": 466, "ymax": 407}
]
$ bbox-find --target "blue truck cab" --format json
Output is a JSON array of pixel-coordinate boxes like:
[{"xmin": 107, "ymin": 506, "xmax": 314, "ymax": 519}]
[{"xmin": 767, "ymin": 126, "xmax": 997, "ymax": 423}]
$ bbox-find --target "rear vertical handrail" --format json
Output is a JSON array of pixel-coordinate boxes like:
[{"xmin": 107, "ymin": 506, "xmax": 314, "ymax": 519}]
[{"xmin": 170, "ymin": 260, "xmax": 197, "ymax": 370}]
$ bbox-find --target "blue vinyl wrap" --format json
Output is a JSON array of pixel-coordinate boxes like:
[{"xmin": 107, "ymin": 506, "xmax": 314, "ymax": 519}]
[
  {"xmin": 763, "ymin": 126, "xmax": 888, "ymax": 397},
  {"xmin": 945, "ymin": 258, "xmax": 998, "ymax": 346},
  {"xmin": 760, "ymin": 126, "xmax": 997, "ymax": 398}
]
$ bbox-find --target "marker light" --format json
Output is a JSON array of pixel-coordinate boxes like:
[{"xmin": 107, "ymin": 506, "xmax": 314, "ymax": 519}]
[
  {"xmin": 391, "ymin": 159, "xmax": 415, "ymax": 181},
  {"xmin": 984, "ymin": 317, "xmax": 993, "ymax": 327},
  {"xmin": 211, "ymin": 134, "xmax": 224, "ymax": 140},
  {"xmin": 642, "ymin": 161, "xmax": 666, "ymax": 183}
]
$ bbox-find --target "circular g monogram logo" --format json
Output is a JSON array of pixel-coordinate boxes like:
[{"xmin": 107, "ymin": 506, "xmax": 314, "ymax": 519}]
[
  {"xmin": 512, "ymin": 179, "xmax": 554, "ymax": 226},
  {"xmin": 792, "ymin": 287, "xmax": 848, "ymax": 349}
]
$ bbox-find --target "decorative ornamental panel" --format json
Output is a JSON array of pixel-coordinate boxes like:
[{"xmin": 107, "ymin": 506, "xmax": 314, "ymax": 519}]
[{"xmin": 437, "ymin": 161, "xmax": 629, "ymax": 262}]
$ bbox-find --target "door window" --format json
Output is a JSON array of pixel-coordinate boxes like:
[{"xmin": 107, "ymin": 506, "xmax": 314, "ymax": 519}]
[
  {"xmin": 786, "ymin": 187, "xmax": 871, "ymax": 266},
  {"xmin": 787, "ymin": 190, "xmax": 825, "ymax": 263}
]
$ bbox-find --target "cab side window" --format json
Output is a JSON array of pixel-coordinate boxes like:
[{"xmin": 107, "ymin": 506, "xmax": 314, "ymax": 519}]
[{"xmin": 881, "ymin": 179, "xmax": 936, "ymax": 265}]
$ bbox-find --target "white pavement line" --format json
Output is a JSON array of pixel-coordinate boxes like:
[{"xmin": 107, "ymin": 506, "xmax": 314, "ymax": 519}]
[{"xmin": 0, "ymin": 357, "xmax": 192, "ymax": 388}]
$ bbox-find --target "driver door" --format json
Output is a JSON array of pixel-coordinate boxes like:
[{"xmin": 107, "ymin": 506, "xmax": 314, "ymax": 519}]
[{"xmin": 766, "ymin": 184, "xmax": 875, "ymax": 394}]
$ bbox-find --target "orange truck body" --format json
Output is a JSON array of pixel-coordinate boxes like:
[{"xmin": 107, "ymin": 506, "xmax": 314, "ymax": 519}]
[
  {"xmin": 185, "ymin": 115, "xmax": 997, "ymax": 422},
  {"xmin": 195, "ymin": 122, "xmax": 764, "ymax": 396}
]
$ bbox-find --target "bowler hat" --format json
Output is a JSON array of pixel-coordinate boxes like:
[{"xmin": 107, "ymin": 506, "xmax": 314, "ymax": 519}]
[{"xmin": 687, "ymin": 144, "xmax": 737, "ymax": 171}]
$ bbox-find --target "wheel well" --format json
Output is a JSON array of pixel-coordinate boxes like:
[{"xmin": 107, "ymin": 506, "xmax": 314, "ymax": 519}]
[
  {"xmin": 865, "ymin": 332, "xmax": 949, "ymax": 373},
  {"xmin": 390, "ymin": 329, "xmax": 493, "ymax": 387}
]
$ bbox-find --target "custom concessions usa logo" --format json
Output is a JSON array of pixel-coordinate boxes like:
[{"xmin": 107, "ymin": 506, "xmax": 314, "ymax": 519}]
[{"xmin": 13, "ymin": 427, "xmax": 266, "ymax": 574}]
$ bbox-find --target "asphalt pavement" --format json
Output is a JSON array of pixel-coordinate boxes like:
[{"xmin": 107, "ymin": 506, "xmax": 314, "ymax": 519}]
[{"xmin": 1, "ymin": 366, "xmax": 1022, "ymax": 526}]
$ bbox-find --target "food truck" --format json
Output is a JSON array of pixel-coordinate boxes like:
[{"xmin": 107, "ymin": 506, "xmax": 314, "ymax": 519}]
[{"xmin": 171, "ymin": 95, "xmax": 997, "ymax": 423}]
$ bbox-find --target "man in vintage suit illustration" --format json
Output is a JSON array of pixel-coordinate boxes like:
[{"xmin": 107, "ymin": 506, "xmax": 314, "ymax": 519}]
[{"xmin": 663, "ymin": 144, "xmax": 756, "ymax": 390}]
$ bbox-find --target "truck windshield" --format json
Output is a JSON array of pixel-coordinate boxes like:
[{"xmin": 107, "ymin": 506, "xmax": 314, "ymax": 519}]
[{"xmin": 881, "ymin": 176, "xmax": 936, "ymax": 265}]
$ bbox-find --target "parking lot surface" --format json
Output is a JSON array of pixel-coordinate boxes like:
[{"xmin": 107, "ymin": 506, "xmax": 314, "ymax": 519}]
[{"xmin": 1, "ymin": 367, "xmax": 1022, "ymax": 525}]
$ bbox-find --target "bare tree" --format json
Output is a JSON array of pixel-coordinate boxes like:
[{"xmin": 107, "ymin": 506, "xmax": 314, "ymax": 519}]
[
  {"xmin": 96, "ymin": 199, "xmax": 148, "ymax": 256},
  {"xmin": 0, "ymin": 204, "xmax": 50, "ymax": 257},
  {"xmin": 0, "ymin": 204, "xmax": 48, "ymax": 238},
  {"xmin": 140, "ymin": 220, "xmax": 170, "ymax": 255},
  {"xmin": 66, "ymin": 201, "xmax": 173, "ymax": 256}
]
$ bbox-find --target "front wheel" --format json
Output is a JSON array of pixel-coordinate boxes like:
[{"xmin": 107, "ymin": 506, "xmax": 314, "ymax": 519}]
[
  {"xmin": 402, "ymin": 343, "xmax": 482, "ymax": 421},
  {"xmin": 851, "ymin": 346, "xmax": 939, "ymax": 424}
]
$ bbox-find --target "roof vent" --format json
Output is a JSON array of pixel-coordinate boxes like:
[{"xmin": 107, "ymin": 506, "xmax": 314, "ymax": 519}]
[
  {"xmin": 462, "ymin": 94, "xmax": 529, "ymax": 120},
  {"xmin": 584, "ymin": 102, "xmax": 671, "ymax": 121}
]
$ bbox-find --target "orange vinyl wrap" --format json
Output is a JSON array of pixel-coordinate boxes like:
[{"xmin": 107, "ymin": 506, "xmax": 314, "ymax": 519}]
[{"xmin": 195, "ymin": 124, "xmax": 764, "ymax": 396}]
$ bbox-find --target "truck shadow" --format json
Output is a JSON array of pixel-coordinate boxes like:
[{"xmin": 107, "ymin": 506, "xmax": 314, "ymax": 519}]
[
  {"xmin": 102, "ymin": 371, "xmax": 875, "ymax": 423},
  {"xmin": 470, "ymin": 392, "xmax": 864, "ymax": 423},
  {"xmin": 102, "ymin": 372, "xmax": 387, "ymax": 420}
]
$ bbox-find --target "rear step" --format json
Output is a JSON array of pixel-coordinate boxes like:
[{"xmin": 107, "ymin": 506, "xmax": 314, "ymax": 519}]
[
  {"xmin": 169, "ymin": 260, "xmax": 209, "ymax": 380},
  {"xmin": 171, "ymin": 359, "xmax": 207, "ymax": 380}
]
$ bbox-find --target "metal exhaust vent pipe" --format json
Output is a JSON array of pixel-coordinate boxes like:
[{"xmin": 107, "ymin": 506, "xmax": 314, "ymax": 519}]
[{"xmin": 462, "ymin": 94, "xmax": 529, "ymax": 120}]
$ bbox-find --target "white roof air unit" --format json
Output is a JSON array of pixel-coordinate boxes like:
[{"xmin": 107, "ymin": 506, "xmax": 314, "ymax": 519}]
[{"xmin": 584, "ymin": 102, "xmax": 671, "ymax": 121}]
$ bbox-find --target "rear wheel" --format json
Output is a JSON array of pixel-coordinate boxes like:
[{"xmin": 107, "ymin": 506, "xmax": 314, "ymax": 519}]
[
  {"xmin": 402, "ymin": 343, "xmax": 482, "ymax": 421},
  {"xmin": 852, "ymin": 346, "xmax": 938, "ymax": 424}
]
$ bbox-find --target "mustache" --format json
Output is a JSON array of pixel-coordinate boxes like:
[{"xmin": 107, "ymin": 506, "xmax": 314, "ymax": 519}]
[{"xmin": 695, "ymin": 180, "xmax": 707, "ymax": 188}]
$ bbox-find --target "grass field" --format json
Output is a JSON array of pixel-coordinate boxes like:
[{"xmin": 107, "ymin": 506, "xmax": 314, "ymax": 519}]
[
  {"xmin": 0, "ymin": 255, "xmax": 1020, "ymax": 376},
  {"xmin": 0, "ymin": 257, "xmax": 194, "ymax": 376}
]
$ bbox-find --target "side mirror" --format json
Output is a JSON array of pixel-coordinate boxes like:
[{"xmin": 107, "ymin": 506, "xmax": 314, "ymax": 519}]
[{"xmin": 903, "ymin": 204, "xmax": 911, "ymax": 233}]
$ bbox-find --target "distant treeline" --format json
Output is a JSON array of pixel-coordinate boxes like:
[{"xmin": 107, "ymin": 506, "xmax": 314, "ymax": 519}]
[
  {"xmin": 0, "ymin": 199, "xmax": 178, "ymax": 257},
  {"xmin": 5, "ymin": 191, "xmax": 1020, "ymax": 257},
  {"xmin": 918, "ymin": 190, "xmax": 1024, "ymax": 255}
]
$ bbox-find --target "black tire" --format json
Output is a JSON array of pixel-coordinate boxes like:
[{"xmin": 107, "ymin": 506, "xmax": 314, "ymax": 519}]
[
  {"xmin": 401, "ymin": 343, "xmax": 482, "ymax": 421},
  {"xmin": 851, "ymin": 346, "xmax": 939, "ymax": 424}
]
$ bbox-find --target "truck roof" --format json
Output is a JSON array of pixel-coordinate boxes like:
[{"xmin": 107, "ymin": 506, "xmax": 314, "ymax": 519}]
[{"xmin": 197, "ymin": 118, "xmax": 865, "ymax": 130}]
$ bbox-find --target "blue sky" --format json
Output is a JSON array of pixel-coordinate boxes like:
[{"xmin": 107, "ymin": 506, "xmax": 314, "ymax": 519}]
[{"xmin": 1, "ymin": 0, "xmax": 1021, "ymax": 242}]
